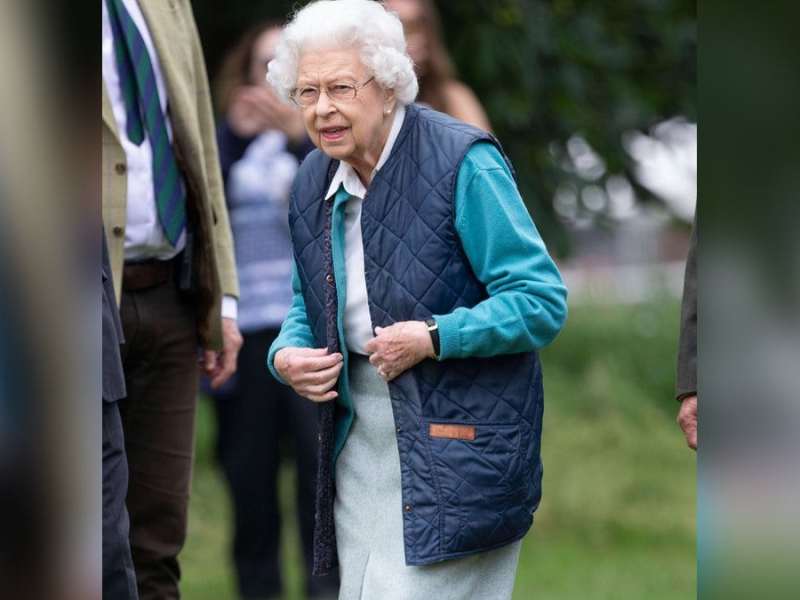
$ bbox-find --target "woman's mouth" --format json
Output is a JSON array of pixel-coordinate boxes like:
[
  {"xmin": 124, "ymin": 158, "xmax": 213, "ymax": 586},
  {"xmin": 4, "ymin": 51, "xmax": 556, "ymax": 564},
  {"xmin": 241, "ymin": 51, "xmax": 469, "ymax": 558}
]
[{"xmin": 319, "ymin": 126, "xmax": 348, "ymax": 142}]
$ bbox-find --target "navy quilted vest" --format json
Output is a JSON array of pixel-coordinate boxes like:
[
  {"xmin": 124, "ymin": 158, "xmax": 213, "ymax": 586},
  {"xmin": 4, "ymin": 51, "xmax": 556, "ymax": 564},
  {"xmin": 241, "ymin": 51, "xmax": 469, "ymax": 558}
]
[{"xmin": 290, "ymin": 104, "xmax": 544, "ymax": 570}]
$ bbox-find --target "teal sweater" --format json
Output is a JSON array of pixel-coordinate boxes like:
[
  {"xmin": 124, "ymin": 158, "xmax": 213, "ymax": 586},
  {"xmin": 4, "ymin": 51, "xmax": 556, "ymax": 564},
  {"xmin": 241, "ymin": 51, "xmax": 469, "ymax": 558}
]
[{"xmin": 268, "ymin": 142, "xmax": 568, "ymax": 458}]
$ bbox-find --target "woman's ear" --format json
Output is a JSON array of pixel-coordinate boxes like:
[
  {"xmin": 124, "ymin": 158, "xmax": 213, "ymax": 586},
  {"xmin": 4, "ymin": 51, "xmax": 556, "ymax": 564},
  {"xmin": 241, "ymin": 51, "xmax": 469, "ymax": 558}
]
[{"xmin": 383, "ymin": 90, "xmax": 397, "ymax": 116}]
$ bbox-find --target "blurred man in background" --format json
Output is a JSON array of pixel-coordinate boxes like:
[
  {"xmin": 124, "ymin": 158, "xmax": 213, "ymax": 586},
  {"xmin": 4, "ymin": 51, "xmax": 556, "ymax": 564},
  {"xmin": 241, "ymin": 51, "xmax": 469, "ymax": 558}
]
[{"xmin": 102, "ymin": 0, "xmax": 241, "ymax": 597}]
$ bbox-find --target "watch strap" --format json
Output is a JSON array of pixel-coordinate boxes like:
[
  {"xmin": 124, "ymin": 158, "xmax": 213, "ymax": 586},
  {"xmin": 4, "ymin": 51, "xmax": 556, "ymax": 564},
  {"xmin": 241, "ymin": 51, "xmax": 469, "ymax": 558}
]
[{"xmin": 425, "ymin": 318, "xmax": 440, "ymax": 358}]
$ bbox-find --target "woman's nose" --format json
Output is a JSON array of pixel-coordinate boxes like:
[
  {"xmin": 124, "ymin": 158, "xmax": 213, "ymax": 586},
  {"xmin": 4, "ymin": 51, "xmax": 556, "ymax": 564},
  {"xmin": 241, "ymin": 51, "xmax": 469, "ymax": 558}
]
[{"xmin": 315, "ymin": 90, "xmax": 336, "ymax": 116}]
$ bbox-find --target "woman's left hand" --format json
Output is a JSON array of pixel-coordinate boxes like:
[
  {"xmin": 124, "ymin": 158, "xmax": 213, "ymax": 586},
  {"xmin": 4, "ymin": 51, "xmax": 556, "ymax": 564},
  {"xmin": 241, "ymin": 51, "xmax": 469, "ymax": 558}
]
[{"xmin": 364, "ymin": 321, "xmax": 435, "ymax": 382}]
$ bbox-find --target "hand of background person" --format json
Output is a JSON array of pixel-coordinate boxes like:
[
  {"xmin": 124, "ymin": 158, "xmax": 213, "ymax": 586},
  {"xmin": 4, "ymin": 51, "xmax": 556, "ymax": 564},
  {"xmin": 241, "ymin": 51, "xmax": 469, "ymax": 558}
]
[
  {"xmin": 203, "ymin": 317, "xmax": 244, "ymax": 390},
  {"xmin": 274, "ymin": 347, "xmax": 343, "ymax": 402},
  {"xmin": 365, "ymin": 321, "xmax": 435, "ymax": 382},
  {"xmin": 677, "ymin": 394, "xmax": 697, "ymax": 450},
  {"xmin": 227, "ymin": 85, "xmax": 306, "ymax": 143}
]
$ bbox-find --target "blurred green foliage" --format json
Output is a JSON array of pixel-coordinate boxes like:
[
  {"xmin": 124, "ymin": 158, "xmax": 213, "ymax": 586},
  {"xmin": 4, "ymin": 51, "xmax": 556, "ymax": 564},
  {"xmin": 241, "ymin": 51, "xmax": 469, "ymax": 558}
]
[
  {"xmin": 437, "ymin": 0, "xmax": 696, "ymax": 254},
  {"xmin": 193, "ymin": 0, "xmax": 695, "ymax": 254}
]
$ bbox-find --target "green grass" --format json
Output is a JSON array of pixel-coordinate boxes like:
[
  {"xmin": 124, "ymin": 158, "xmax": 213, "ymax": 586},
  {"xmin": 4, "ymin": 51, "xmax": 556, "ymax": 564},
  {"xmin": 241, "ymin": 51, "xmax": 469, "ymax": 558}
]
[{"xmin": 182, "ymin": 299, "xmax": 696, "ymax": 599}]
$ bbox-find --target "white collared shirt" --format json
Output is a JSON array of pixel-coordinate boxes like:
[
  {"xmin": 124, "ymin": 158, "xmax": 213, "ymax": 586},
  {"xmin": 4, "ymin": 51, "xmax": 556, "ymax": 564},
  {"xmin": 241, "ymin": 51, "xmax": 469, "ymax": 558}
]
[{"xmin": 324, "ymin": 105, "xmax": 406, "ymax": 354}]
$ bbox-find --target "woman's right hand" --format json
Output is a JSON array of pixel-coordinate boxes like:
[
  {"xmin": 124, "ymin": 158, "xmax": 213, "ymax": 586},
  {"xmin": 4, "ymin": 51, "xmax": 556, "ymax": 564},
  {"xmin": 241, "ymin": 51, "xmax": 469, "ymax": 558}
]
[{"xmin": 274, "ymin": 347, "xmax": 343, "ymax": 402}]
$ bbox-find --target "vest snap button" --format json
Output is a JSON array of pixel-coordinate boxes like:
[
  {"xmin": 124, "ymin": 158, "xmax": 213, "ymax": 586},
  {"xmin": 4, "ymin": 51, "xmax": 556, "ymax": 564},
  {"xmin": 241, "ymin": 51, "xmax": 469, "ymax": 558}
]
[
  {"xmin": 326, "ymin": 274, "xmax": 334, "ymax": 284},
  {"xmin": 404, "ymin": 504, "xmax": 412, "ymax": 512}
]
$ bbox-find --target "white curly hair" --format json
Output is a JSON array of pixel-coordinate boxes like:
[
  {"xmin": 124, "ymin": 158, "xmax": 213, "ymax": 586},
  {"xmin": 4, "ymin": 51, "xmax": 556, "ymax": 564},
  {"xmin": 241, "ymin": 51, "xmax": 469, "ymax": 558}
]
[{"xmin": 266, "ymin": 0, "xmax": 419, "ymax": 105}]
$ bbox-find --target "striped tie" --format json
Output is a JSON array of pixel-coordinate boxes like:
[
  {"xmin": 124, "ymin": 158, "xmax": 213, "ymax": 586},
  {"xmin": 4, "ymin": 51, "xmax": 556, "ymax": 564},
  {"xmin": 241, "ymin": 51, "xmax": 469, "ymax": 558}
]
[{"xmin": 106, "ymin": 0, "xmax": 186, "ymax": 246}]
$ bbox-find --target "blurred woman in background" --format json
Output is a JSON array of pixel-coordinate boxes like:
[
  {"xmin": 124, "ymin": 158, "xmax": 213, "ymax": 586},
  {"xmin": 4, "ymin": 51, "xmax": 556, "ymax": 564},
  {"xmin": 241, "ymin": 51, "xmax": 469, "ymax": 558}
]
[
  {"xmin": 384, "ymin": 0, "xmax": 491, "ymax": 131},
  {"xmin": 210, "ymin": 21, "xmax": 338, "ymax": 600}
]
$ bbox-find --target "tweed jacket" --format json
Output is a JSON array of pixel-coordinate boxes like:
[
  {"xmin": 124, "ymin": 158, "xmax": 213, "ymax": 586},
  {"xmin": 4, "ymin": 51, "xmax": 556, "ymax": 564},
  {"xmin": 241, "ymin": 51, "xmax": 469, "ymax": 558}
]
[{"xmin": 102, "ymin": 0, "xmax": 237, "ymax": 350}]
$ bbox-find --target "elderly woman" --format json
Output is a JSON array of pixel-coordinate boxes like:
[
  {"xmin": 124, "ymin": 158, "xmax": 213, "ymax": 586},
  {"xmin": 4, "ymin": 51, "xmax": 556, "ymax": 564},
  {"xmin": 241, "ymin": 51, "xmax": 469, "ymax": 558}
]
[{"xmin": 266, "ymin": 1, "xmax": 567, "ymax": 598}]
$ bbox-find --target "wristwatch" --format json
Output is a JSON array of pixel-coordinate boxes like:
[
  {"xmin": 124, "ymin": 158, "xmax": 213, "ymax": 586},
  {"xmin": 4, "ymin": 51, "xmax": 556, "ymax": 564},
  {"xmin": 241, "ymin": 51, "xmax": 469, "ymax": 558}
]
[{"xmin": 425, "ymin": 318, "xmax": 440, "ymax": 358}]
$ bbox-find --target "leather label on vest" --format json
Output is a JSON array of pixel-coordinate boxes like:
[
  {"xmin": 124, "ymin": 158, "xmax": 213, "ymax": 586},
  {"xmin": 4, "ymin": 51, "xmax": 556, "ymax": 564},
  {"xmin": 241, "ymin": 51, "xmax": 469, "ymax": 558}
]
[{"xmin": 429, "ymin": 423, "xmax": 476, "ymax": 441}]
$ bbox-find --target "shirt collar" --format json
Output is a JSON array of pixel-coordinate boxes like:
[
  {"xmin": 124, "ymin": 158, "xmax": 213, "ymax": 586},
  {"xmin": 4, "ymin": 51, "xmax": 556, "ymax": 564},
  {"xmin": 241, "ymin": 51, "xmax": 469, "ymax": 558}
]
[{"xmin": 325, "ymin": 104, "xmax": 406, "ymax": 200}]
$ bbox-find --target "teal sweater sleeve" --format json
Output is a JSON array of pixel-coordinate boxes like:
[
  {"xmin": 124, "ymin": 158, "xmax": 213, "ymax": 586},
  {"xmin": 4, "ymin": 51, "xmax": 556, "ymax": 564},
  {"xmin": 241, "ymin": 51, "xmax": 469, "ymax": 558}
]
[
  {"xmin": 434, "ymin": 142, "xmax": 568, "ymax": 359},
  {"xmin": 267, "ymin": 260, "xmax": 317, "ymax": 384}
]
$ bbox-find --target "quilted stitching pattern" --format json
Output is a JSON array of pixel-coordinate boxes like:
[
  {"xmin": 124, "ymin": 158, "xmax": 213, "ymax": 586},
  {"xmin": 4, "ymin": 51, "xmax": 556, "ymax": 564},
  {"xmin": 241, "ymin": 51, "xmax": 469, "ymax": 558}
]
[{"xmin": 289, "ymin": 104, "xmax": 544, "ymax": 567}]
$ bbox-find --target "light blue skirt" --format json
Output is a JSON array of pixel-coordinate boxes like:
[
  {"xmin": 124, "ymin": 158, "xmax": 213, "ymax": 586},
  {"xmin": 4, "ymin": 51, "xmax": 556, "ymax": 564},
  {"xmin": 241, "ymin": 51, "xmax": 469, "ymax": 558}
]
[{"xmin": 334, "ymin": 354, "xmax": 522, "ymax": 600}]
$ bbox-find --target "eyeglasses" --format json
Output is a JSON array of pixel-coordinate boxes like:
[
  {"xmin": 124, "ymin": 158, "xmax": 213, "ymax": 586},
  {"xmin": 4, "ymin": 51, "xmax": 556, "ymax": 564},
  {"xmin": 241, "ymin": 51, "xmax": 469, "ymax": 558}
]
[{"xmin": 290, "ymin": 77, "xmax": 375, "ymax": 107}]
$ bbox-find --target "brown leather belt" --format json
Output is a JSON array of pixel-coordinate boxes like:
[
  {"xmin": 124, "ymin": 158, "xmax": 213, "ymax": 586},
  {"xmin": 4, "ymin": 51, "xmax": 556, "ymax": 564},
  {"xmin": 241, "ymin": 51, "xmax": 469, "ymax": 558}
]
[{"xmin": 122, "ymin": 258, "xmax": 175, "ymax": 291}]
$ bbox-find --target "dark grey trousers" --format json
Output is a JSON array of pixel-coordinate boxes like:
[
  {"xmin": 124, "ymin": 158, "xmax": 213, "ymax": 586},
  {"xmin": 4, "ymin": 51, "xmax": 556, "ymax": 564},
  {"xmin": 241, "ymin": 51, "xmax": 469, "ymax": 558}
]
[{"xmin": 103, "ymin": 400, "xmax": 139, "ymax": 600}]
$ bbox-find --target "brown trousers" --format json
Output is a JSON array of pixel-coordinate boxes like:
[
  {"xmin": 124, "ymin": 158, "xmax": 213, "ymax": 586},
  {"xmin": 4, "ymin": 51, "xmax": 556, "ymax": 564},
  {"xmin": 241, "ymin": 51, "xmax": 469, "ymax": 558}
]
[{"xmin": 118, "ymin": 276, "xmax": 198, "ymax": 600}]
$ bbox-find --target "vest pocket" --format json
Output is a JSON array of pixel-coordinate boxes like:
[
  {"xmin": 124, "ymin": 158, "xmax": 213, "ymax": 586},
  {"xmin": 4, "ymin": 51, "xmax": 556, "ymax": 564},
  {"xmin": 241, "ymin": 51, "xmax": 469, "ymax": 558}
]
[{"xmin": 426, "ymin": 419, "xmax": 531, "ymax": 555}]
